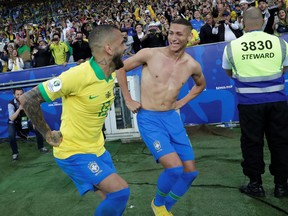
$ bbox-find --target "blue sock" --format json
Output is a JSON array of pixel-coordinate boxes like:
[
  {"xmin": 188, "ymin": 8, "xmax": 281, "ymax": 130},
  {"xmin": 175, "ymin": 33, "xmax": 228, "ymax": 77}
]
[
  {"xmin": 165, "ymin": 170, "xmax": 198, "ymax": 211},
  {"xmin": 154, "ymin": 166, "xmax": 183, "ymax": 206},
  {"xmin": 94, "ymin": 188, "xmax": 130, "ymax": 216}
]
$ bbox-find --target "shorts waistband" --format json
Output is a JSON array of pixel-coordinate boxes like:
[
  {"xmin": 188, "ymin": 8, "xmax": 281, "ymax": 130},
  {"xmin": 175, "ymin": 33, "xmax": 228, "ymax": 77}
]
[{"xmin": 138, "ymin": 109, "xmax": 176, "ymax": 116}]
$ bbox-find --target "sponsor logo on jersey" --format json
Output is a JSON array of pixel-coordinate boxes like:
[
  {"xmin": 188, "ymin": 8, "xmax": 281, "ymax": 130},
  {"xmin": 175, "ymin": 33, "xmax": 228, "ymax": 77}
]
[{"xmin": 89, "ymin": 95, "xmax": 99, "ymax": 99}]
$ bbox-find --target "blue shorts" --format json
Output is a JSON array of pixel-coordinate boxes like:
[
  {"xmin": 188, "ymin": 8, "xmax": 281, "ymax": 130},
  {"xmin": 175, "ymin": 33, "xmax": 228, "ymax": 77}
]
[
  {"xmin": 137, "ymin": 109, "xmax": 194, "ymax": 162},
  {"xmin": 55, "ymin": 151, "xmax": 116, "ymax": 196}
]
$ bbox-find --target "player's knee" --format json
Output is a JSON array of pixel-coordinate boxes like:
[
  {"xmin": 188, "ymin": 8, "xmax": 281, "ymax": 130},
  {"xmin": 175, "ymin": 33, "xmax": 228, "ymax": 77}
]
[
  {"xmin": 95, "ymin": 188, "xmax": 130, "ymax": 216},
  {"xmin": 111, "ymin": 188, "xmax": 130, "ymax": 215},
  {"xmin": 109, "ymin": 187, "xmax": 130, "ymax": 207},
  {"xmin": 165, "ymin": 166, "xmax": 184, "ymax": 179},
  {"xmin": 183, "ymin": 170, "xmax": 199, "ymax": 185},
  {"xmin": 121, "ymin": 181, "xmax": 129, "ymax": 189},
  {"xmin": 115, "ymin": 187, "xmax": 130, "ymax": 202}
]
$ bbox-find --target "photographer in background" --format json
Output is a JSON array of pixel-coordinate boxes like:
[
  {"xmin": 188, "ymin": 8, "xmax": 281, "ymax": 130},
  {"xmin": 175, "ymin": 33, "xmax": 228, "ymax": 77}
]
[
  {"xmin": 32, "ymin": 40, "xmax": 52, "ymax": 67},
  {"xmin": 70, "ymin": 31, "xmax": 92, "ymax": 64},
  {"xmin": 235, "ymin": 0, "xmax": 251, "ymax": 31},
  {"xmin": 141, "ymin": 22, "xmax": 166, "ymax": 48},
  {"xmin": 212, "ymin": 11, "xmax": 242, "ymax": 42},
  {"xmin": 8, "ymin": 88, "xmax": 49, "ymax": 161}
]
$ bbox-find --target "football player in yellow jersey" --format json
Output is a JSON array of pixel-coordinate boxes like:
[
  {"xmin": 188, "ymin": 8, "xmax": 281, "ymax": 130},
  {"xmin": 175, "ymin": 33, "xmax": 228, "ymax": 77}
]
[{"xmin": 19, "ymin": 25, "xmax": 130, "ymax": 216}]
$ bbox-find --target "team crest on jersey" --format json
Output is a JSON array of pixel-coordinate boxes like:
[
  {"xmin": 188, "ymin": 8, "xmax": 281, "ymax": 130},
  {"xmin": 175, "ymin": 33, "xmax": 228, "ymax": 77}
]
[
  {"xmin": 47, "ymin": 78, "xmax": 62, "ymax": 92},
  {"xmin": 105, "ymin": 91, "xmax": 111, "ymax": 98},
  {"xmin": 153, "ymin": 140, "xmax": 162, "ymax": 152},
  {"xmin": 88, "ymin": 161, "xmax": 102, "ymax": 176}
]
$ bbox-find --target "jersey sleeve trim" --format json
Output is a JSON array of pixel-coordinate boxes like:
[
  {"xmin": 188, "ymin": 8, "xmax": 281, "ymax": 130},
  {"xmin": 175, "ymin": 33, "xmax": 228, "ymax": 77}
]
[{"xmin": 38, "ymin": 83, "xmax": 52, "ymax": 102}]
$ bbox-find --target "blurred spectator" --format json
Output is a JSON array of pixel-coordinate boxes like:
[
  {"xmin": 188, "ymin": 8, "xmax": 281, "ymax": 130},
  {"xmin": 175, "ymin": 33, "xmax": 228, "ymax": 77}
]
[
  {"xmin": 212, "ymin": 2, "xmax": 226, "ymax": 23},
  {"xmin": 81, "ymin": 19, "xmax": 93, "ymax": 38},
  {"xmin": 159, "ymin": 16, "xmax": 169, "ymax": 46},
  {"xmin": 17, "ymin": 35, "xmax": 31, "ymax": 69},
  {"xmin": 70, "ymin": 31, "xmax": 92, "ymax": 63},
  {"xmin": 132, "ymin": 23, "xmax": 145, "ymax": 53},
  {"xmin": 0, "ymin": 0, "xmax": 264, "ymax": 70},
  {"xmin": 234, "ymin": 4, "xmax": 242, "ymax": 17},
  {"xmin": 184, "ymin": 10, "xmax": 193, "ymax": 21},
  {"xmin": 32, "ymin": 40, "xmax": 52, "ymax": 68},
  {"xmin": 122, "ymin": 19, "xmax": 136, "ymax": 36},
  {"xmin": 186, "ymin": 27, "xmax": 200, "ymax": 47},
  {"xmin": 49, "ymin": 33, "xmax": 69, "ymax": 66},
  {"xmin": 65, "ymin": 31, "xmax": 74, "ymax": 62},
  {"xmin": 7, "ymin": 29, "xmax": 16, "ymax": 43},
  {"xmin": 8, "ymin": 49, "xmax": 24, "ymax": 71},
  {"xmin": 159, "ymin": 14, "xmax": 168, "ymax": 29},
  {"xmin": 0, "ymin": 33, "xmax": 9, "ymax": 56},
  {"xmin": 62, "ymin": 19, "xmax": 73, "ymax": 42},
  {"xmin": 258, "ymin": 0, "xmax": 282, "ymax": 34},
  {"xmin": 7, "ymin": 44, "xmax": 14, "ymax": 58},
  {"xmin": 114, "ymin": 20, "xmax": 121, "ymax": 29},
  {"xmin": 212, "ymin": 11, "xmax": 242, "ymax": 42},
  {"xmin": 0, "ymin": 49, "xmax": 9, "ymax": 72},
  {"xmin": 239, "ymin": 0, "xmax": 250, "ymax": 12},
  {"xmin": 199, "ymin": 13, "xmax": 219, "ymax": 45},
  {"xmin": 121, "ymin": 29, "xmax": 134, "ymax": 56},
  {"xmin": 190, "ymin": 10, "xmax": 205, "ymax": 33},
  {"xmin": 274, "ymin": 9, "xmax": 288, "ymax": 36},
  {"xmin": 234, "ymin": 0, "xmax": 250, "ymax": 31},
  {"xmin": 141, "ymin": 21, "xmax": 165, "ymax": 48}
]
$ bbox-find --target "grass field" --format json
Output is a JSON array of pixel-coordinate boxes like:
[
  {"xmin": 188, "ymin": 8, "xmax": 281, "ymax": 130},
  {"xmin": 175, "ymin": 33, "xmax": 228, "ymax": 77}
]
[{"xmin": 0, "ymin": 126, "xmax": 287, "ymax": 216}]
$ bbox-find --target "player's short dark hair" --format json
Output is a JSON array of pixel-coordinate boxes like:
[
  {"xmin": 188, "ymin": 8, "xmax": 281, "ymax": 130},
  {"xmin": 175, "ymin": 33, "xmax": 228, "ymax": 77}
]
[
  {"xmin": 171, "ymin": 18, "xmax": 192, "ymax": 32},
  {"xmin": 88, "ymin": 25, "xmax": 120, "ymax": 51}
]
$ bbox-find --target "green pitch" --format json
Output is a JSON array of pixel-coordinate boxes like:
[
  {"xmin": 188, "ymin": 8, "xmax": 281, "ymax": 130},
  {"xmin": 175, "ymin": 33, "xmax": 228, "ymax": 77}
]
[{"xmin": 0, "ymin": 126, "xmax": 287, "ymax": 216}]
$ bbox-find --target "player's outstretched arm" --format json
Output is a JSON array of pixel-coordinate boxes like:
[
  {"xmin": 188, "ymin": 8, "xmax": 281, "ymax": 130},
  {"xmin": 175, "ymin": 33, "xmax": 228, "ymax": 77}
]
[
  {"xmin": 116, "ymin": 48, "xmax": 151, "ymax": 113},
  {"xmin": 19, "ymin": 87, "xmax": 62, "ymax": 146}
]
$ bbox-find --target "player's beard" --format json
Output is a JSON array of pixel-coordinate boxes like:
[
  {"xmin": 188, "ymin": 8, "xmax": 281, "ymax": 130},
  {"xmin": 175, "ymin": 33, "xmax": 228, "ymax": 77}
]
[{"xmin": 112, "ymin": 52, "xmax": 124, "ymax": 70}]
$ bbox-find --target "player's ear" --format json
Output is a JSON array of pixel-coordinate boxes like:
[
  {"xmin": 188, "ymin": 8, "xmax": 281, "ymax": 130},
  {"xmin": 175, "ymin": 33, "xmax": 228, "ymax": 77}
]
[{"xmin": 104, "ymin": 44, "xmax": 113, "ymax": 55}]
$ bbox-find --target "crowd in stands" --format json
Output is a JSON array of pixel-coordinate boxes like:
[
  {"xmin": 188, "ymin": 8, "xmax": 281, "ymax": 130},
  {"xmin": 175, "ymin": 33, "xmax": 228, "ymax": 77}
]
[{"xmin": 0, "ymin": 0, "xmax": 288, "ymax": 72}]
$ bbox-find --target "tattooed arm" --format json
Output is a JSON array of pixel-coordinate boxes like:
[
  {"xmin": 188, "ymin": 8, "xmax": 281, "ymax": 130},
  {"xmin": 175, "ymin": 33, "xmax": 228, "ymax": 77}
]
[{"xmin": 19, "ymin": 87, "xmax": 62, "ymax": 147}]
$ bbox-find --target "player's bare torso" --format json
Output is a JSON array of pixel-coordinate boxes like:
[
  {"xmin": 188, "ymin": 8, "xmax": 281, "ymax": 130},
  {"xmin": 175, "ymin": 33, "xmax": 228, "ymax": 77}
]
[{"xmin": 140, "ymin": 48, "xmax": 196, "ymax": 111}]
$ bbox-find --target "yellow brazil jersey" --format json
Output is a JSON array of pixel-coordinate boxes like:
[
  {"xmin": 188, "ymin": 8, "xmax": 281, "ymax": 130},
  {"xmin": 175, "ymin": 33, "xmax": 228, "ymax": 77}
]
[
  {"xmin": 49, "ymin": 42, "xmax": 68, "ymax": 65},
  {"xmin": 38, "ymin": 58, "xmax": 115, "ymax": 159},
  {"xmin": 186, "ymin": 29, "xmax": 200, "ymax": 47}
]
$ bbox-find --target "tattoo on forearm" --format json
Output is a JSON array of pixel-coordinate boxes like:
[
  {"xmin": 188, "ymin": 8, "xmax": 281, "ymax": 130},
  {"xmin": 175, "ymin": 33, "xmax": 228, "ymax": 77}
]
[{"xmin": 21, "ymin": 88, "xmax": 50, "ymax": 138}]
